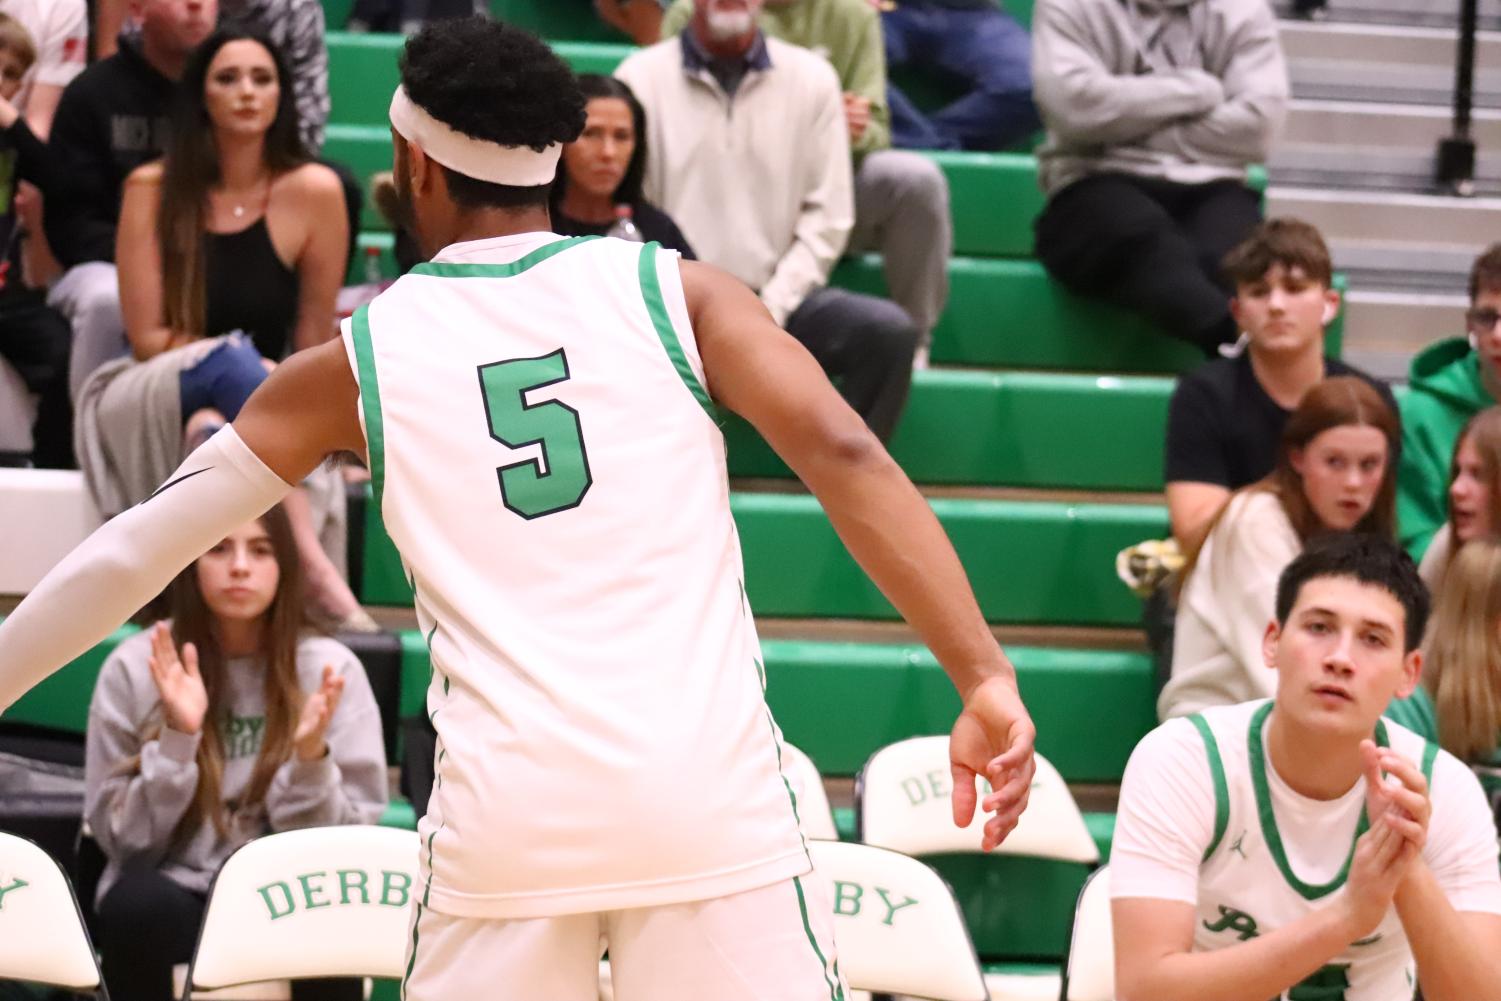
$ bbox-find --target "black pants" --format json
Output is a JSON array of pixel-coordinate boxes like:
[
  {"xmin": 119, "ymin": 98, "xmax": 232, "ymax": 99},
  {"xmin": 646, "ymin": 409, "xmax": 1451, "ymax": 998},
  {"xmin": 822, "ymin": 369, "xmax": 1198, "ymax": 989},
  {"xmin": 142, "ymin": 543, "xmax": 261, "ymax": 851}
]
[
  {"xmin": 784, "ymin": 286, "xmax": 918, "ymax": 443},
  {"xmin": 0, "ymin": 291, "xmax": 73, "ymax": 468},
  {"xmin": 1034, "ymin": 173, "xmax": 1262, "ymax": 355},
  {"xmin": 97, "ymin": 866, "xmax": 363, "ymax": 1001}
]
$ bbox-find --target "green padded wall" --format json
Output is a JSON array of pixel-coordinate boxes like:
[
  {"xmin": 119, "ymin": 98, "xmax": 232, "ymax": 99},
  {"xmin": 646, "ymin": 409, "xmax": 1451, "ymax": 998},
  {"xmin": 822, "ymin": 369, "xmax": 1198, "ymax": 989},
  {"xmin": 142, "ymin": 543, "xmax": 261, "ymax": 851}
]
[
  {"xmin": 724, "ymin": 368, "xmax": 1172, "ymax": 489},
  {"xmin": 761, "ymin": 640, "xmax": 1154, "ymax": 781},
  {"xmin": 394, "ymin": 634, "xmax": 1155, "ymax": 782},
  {"xmin": 2, "ymin": 626, "xmax": 138, "ymax": 732},
  {"xmin": 363, "ymin": 488, "xmax": 1168, "ymax": 624}
]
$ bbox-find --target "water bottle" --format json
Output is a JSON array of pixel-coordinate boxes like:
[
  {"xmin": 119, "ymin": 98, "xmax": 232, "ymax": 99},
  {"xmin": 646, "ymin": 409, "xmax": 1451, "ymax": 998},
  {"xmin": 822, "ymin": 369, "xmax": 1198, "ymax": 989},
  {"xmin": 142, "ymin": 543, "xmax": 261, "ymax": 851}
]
[
  {"xmin": 363, "ymin": 244, "xmax": 384, "ymax": 284},
  {"xmin": 606, "ymin": 204, "xmax": 644, "ymax": 242}
]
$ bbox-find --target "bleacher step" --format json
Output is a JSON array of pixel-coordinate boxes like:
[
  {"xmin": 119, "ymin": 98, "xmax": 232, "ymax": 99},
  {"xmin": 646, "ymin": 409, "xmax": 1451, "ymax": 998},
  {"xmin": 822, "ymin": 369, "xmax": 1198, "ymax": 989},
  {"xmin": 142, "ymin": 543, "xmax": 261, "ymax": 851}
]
[
  {"xmin": 359, "ymin": 488, "xmax": 1168, "ymax": 626},
  {"xmin": 721, "ymin": 367, "xmax": 1174, "ymax": 491},
  {"xmin": 1267, "ymin": 186, "xmax": 1501, "ymax": 250},
  {"xmin": 1277, "ymin": 0, "xmax": 1501, "ymax": 31},
  {"xmin": 1283, "ymin": 99, "xmax": 1501, "ymax": 151}
]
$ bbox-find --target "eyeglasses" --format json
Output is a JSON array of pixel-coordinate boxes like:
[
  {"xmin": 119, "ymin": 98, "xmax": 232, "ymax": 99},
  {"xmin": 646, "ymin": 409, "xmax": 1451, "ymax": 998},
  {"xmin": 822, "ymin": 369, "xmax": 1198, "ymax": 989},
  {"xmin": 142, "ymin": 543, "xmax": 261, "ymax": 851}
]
[{"xmin": 1467, "ymin": 308, "xmax": 1501, "ymax": 332}]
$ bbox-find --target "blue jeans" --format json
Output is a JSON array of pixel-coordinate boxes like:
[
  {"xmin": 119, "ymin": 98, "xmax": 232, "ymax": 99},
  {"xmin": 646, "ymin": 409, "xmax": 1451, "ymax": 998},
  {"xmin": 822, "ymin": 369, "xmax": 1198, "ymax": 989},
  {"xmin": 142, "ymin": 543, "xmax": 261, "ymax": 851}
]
[
  {"xmin": 884, "ymin": 3, "xmax": 1040, "ymax": 151},
  {"xmin": 178, "ymin": 334, "xmax": 267, "ymax": 423}
]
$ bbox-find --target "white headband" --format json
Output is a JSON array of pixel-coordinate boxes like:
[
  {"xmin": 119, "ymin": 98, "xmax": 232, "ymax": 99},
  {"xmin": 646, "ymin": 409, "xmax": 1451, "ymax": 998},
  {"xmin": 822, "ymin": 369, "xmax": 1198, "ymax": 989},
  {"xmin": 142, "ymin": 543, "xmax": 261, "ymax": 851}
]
[{"xmin": 389, "ymin": 85, "xmax": 562, "ymax": 187}]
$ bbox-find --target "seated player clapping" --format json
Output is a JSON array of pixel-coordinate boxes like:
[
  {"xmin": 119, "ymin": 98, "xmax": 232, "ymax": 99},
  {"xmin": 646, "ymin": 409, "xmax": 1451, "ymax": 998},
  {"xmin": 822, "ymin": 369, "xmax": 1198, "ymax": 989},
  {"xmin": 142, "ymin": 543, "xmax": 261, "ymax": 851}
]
[{"xmin": 1113, "ymin": 535, "xmax": 1501, "ymax": 1001}]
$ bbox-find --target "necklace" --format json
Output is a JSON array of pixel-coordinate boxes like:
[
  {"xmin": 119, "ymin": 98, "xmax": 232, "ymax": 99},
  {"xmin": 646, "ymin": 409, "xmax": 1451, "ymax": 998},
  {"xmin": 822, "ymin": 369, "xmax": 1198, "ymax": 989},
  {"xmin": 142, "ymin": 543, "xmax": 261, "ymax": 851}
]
[{"xmin": 221, "ymin": 177, "xmax": 270, "ymax": 220}]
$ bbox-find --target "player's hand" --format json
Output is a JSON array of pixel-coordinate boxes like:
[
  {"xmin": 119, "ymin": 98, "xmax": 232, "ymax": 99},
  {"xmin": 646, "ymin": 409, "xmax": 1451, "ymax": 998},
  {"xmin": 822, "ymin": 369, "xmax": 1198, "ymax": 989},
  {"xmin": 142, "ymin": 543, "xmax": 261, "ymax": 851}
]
[
  {"xmin": 950, "ymin": 674, "xmax": 1036, "ymax": 851},
  {"xmin": 147, "ymin": 622, "xmax": 208, "ymax": 735},
  {"xmin": 1340, "ymin": 811, "xmax": 1418, "ymax": 940},
  {"xmin": 844, "ymin": 92, "xmax": 872, "ymax": 143},
  {"xmin": 1361, "ymin": 741, "xmax": 1431, "ymax": 852},
  {"xmin": 293, "ymin": 665, "xmax": 345, "ymax": 762}
]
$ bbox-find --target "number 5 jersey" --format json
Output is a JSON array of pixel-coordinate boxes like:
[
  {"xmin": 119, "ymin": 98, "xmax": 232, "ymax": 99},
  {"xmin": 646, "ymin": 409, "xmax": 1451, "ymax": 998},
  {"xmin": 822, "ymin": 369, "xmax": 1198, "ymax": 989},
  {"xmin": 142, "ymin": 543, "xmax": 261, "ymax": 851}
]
[{"xmin": 340, "ymin": 232, "xmax": 810, "ymax": 919}]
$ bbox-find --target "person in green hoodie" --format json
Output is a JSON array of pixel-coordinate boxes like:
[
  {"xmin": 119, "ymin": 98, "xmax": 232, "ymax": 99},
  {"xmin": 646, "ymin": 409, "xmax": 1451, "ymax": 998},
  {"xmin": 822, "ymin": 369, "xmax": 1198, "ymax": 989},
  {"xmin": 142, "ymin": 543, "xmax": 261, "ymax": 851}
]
[{"xmin": 1398, "ymin": 244, "xmax": 1501, "ymax": 561}]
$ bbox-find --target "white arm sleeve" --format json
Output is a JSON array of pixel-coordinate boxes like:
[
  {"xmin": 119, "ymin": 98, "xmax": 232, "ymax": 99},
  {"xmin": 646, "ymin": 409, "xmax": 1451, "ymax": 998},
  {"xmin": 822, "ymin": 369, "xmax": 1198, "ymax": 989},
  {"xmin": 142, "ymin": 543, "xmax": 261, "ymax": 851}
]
[{"xmin": 0, "ymin": 428, "xmax": 292, "ymax": 712}]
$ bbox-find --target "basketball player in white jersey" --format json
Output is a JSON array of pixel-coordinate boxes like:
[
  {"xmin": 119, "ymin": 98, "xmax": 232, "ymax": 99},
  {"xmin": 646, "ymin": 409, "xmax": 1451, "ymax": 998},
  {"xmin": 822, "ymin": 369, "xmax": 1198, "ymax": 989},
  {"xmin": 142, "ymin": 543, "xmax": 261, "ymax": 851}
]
[
  {"xmin": 0, "ymin": 17, "xmax": 1036, "ymax": 1000},
  {"xmin": 1111, "ymin": 535, "xmax": 1501, "ymax": 1001}
]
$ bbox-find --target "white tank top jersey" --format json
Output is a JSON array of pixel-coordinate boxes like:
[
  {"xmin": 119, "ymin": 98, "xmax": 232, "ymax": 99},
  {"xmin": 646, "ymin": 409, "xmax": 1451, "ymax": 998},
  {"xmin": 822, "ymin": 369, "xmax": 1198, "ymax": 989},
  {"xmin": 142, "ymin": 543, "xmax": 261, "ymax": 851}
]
[
  {"xmin": 339, "ymin": 232, "xmax": 811, "ymax": 919},
  {"xmin": 1191, "ymin": 701, "xmax": 1435, "ymax": 1001}
]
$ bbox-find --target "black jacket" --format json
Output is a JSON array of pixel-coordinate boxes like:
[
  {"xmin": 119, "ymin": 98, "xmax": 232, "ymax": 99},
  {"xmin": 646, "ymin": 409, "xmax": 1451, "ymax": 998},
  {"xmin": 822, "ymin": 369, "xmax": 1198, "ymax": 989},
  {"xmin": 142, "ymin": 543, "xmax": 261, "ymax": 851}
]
[{"xmin": 44, "ymin": 38, "xmax": 175, "ymax": 268}]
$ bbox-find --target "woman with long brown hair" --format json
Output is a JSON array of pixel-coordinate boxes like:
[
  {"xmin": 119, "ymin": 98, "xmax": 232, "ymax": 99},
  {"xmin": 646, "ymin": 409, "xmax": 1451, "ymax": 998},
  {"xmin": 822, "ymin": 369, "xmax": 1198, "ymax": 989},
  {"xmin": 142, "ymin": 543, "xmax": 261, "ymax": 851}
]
[
  {"xmin": 1417, "ymin": 406, "xmax": 1501, "ymax": 592},
  {"xmin": 83, "ymin": 505, "xmax": 386, "ymax": 1001},
  {"xmin": 75, "ymin": 24, "xmax": 365, "ymax": 626},
  {"xmin": 1424, "ymin": 539, "xmax": 1501, "ymax": 802},
  {"xmin": 1159, "ymin": 376, "xmax": 1401, "ymax": 719}
]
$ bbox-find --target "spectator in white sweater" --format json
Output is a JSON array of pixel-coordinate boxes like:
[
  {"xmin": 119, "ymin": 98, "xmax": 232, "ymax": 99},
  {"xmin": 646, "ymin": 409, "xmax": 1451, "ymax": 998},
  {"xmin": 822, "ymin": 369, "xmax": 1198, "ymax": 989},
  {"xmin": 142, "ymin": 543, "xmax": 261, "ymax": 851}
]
[
  {"xmin": 615, "ymin": 0, "xmax": 918, "ymax": 440},
  {"xmin": 1160, "ymin": 375, "xmax": 1400, "ymax": 720},
  {"xmin": 84, "ymin": 504, "xmax": 387, "ymax": 1001},
  {"xmin": 1419, "ymin": 406, "xmax": 1501, "ymax": 594}
]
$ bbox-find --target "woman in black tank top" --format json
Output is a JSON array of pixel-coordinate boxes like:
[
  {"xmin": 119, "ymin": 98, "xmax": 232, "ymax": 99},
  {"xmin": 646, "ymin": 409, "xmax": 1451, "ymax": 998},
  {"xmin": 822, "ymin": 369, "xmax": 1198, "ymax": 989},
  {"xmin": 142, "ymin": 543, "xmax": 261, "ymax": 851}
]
[
  {"xmin": 103, "ymin": 25, "xmax": 366, "ymax": 630},
  {"xmin": 119, "ymin": 25, "xmax": 346, "ymax": 367}
]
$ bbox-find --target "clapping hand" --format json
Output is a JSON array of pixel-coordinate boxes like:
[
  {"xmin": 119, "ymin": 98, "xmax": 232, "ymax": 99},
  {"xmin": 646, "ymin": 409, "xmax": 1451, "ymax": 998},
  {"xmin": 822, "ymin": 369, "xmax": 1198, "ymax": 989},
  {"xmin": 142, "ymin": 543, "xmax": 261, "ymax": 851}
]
[
  {"xmin": 293, "ymin": 665, "xmax": 345, "ymax": 762},
  {"xmin": 1361, "ymin": 740, "xmax": 1432, "ymax": 851},
  {"xmin": 1339, "ymin": 741, "xmax": 1431, "ymax": 939},
  {"xmin": 147, "ymin": 622, "xmax": 208, "ymax": 735}
]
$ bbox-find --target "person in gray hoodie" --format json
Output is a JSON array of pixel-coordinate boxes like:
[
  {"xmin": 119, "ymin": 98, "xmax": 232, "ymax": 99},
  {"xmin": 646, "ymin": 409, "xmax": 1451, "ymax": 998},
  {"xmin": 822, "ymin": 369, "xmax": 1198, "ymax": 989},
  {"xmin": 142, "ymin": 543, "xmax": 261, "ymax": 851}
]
[
  {"xmin": 83, "ymin": 504, "xmax": 387, "ymax": 1001},
  {"xmin": 1030, "ymin": 0, "xmax": 1289, "ymax": 355}
]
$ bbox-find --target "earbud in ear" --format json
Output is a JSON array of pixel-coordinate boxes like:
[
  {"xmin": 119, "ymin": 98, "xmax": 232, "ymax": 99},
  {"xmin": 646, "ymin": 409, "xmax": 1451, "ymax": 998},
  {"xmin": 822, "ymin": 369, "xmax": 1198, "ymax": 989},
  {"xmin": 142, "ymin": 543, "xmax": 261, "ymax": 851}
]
[
  {"xmin": 1471, "ymin": 332, "xmax": 1481, "ymax": 352},
  {"xmin": 1321, "ymin": 303, "xmax": 1337, "ymax": 326}
]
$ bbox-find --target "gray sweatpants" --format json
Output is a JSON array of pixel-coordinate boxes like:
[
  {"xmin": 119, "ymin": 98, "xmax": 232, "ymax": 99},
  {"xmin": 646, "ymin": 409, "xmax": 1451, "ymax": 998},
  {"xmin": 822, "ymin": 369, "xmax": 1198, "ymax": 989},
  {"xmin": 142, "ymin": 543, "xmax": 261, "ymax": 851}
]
[
  {"xmin": 848, "ymin": 150, "xmax": 952, "ymax": 343},
  {"xmin": 49, "ymin": 261, "xmax": 126, "ymax": 402}
]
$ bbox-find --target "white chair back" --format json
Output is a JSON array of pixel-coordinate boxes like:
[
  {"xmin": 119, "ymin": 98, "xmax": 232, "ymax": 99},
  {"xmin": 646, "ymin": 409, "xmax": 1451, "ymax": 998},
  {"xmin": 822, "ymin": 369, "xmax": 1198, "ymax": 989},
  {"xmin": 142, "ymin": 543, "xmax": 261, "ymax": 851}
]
[
  {"xmin": 1061, "ymin": 865, "xmax": 1113, "ymax": 1001},
  {"xmin": 783, "ymin": 743, "xmax": 838, "ymax": 841},
  {"xmin": 0, "ymin": 468, "xmax": 103, "ymax": 595},
  {"xmin": 0, "ymin": 831, "xmax": 104, "ymax": 994},
  {"xmin": 857, "ymin": 736, "xmax": 1098, "ymax": 863},
  {"xmin": 808, "ymin": 840, "xmax": 988, "ymax": 1001},
  {"xmin": 187, "ymin": 826, "xmax": 420, "ymax": 991}
]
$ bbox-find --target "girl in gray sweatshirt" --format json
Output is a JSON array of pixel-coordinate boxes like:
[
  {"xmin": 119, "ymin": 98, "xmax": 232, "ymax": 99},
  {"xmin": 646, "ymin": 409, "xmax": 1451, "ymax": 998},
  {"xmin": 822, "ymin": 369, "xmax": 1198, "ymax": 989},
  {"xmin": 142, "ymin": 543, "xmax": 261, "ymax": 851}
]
[{"xmin": 83, "ymin": 503, "xmax": 387, "ymax": 1001}]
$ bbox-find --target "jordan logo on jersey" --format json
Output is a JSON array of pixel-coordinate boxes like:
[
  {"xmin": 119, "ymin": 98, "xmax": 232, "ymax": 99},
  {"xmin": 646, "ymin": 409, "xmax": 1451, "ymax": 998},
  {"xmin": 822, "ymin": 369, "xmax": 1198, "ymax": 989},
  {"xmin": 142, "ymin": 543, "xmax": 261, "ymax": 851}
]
[
  {"xmin": 1229, "ymin": 830, "xmax": 1249, "ymax": 858},
  {"xmin": 1202, "ymin": 905, "xmax": 1259, "ymax": 940}
]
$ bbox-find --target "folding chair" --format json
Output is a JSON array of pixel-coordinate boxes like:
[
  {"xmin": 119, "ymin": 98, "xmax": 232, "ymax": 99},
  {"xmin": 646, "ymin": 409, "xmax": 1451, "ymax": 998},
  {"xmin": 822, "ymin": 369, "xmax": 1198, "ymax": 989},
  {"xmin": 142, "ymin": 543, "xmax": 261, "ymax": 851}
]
[
  {"xmin": 857, "ymin": 737, "xmax": 1099, "ymax": 1001},
  {"xmin": 808, "ymin": 839, "xmax": 987, "ymax": 1001},
  {"xmin": 0, "ymin": 830, "xmax": 107, "ymax": 999},
  {"xmin": 1058, "ymin": 865, "xmax": 1112, "ymax": 1001},
  {"xmin": 784, "ymin": 742, "xmax": 838, "ymax": 841},
  {"xmin": 183, "ymin": 826, "xmax": 421, "ymax": 998}
]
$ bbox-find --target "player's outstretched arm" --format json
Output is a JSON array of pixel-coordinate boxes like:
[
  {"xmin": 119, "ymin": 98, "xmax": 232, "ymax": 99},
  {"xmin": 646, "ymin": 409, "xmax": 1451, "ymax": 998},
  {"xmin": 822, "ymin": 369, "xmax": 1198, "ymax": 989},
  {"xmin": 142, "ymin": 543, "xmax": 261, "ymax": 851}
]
[
  {"xmin": 0, "ymin": 341, "xmax": 362, "ymax": 713},
  {"xmin": 682, "ymin": 260, "xmax": 1035, "ymax": 848}
]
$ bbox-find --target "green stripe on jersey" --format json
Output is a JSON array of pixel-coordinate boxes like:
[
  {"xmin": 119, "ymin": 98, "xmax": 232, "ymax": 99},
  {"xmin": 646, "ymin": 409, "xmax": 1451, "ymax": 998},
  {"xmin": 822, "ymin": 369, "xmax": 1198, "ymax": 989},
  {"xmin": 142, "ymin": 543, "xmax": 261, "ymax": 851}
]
[
  {"xmin": 409, "ymin": 236, "xmax": 596, "ymax": 278},
  {"xmin": 793, "ymin": 874, "xmax": 845, "ymax": 1001},
  {"xmin": 1249, "ymin": 702, "xmax": 1373, "ymax": 900},
  {"xmin": 637, "ymin": 242, "xmax": 716, "ymax": 419},
  {"xmin": 350, "ymin": 305, "xmax": 386, "ymax": 509},
  {"xmin": 1188, "ymin": 714, "xmax": 1229, "ymax": 862}
]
